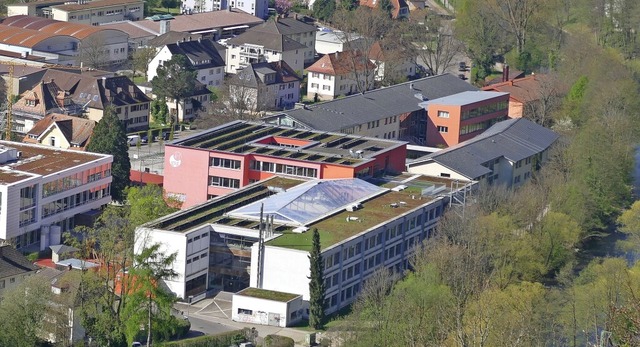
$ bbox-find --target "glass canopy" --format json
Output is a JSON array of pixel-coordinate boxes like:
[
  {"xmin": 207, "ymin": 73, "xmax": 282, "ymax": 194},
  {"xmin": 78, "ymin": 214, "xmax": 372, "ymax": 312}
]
[{"xmin": 227, "ymin": 178, "xmax": 385, "ymax": 226}]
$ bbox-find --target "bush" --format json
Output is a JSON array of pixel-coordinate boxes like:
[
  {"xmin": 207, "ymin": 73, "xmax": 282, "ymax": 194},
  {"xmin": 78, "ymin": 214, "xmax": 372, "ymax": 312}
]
[
  {"xmin": 264, "ymin": 335, "xmax": 294, "ymax": 347},
  {"xmin": 156, "ymin": 329, "xmax": 246, "ymax": 347}
]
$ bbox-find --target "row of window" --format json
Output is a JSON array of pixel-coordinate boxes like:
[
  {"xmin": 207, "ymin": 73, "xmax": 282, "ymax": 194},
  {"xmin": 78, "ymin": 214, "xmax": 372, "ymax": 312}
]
[
  {"xmin": 130, "ymin": 104, "xmax": 149, "ymax": 112},
  {"xmin": 382, "ymin": 131, "xmax": 396, "ymax": 139},
  {"xmin": 514, "ymin": 156, "xmax": 532, "ymax": 169},
  {"xmin": 125, "ymin": 116, "xmax": 148, "ymax": 126},
  {"xmin": 209, "ymin": 176, "xmax": 240, "ymax": 189},
  {"xmin": 461, "ymin": 100, "xmax": 508, "ymax": 120},
  {"xmin": 41, "ymin": 186, "xmax": 110, "ymax": 218},
  {"xmin": 249, "ymin": 161, "xmax": 318, "ymax": 178},
  {"xmin": 187, "ymin": 232, "xmax": 209, "ymax": 244},
  {"xmin": 278, "ymin": 83, "xmax": 296, "ymax": 90},
  {"xmin": 310, "ymin": 83, "xmax": 331, "ymax": 91},
  {"xmin": 210, "ymin": 157, "xmax": 241, "ymax": 170},
  {"xmin": 20, "ymin": 185, "xmax": 37, "ymax": 210},
  {"xmin": 186, "ymin": 251, "xmax": 208, "ymax": 264}
]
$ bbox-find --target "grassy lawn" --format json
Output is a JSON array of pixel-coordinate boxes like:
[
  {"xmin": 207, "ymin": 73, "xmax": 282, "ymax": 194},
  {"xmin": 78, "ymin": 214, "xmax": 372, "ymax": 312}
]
[
  {"xmin": 239, "ymin": 288, "xmax": 299, "ymax": 302},
  {"xmin": 132, "ymin": 75, "xmax": 146, "ymax": 84},
  {"xmin": 149, "ymin": 7, "xmax": 181, "ymax": 15}
]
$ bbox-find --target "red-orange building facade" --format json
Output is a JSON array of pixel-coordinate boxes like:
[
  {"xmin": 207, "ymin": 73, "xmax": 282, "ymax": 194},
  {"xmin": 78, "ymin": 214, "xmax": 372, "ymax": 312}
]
[{"xmin": 424, "ymin": 91, "xmax": 510, "ymax": 148}]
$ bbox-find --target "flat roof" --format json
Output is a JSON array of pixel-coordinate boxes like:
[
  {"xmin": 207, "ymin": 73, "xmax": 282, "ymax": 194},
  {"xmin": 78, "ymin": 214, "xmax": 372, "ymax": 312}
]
[
  {"xmin": 0, "ymin": 141, "xmax": 111, "ymax": 185},
  {"xmin": 422, "ymin": 90, "xmax": 509, "ymax": 107},
  {"xmin": 52, "ymin": 0, "xmax": 143, "ymax": 11},
  {"xmin": 237, "ymin": 287, "xmax": 299, "ymax": 302},
  {"xmin": 170, "ymin": 121, "xmax": 406, "ymax": 167},
  {"xmin": 133, "ymin": 9, "xmax": 263, "ymax": 35}
]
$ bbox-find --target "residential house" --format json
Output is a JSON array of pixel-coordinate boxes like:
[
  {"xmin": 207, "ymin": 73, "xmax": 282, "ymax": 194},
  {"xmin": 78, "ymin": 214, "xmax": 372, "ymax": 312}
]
[
  {"xmin": 224, "ymin": 19, "xmax": 307, "ymax": 74},
  {"xmin": 162, "ymin": 81, "xmax": 212, "ymax": 123},
  {"xmin": 482, "ymin": 74, "xmax": 559, "ymax": 121},
  {"xmin": 43, "ymin": 70, "xmax": 152, "ymax": 132},
  {"xmin": 254, "ymin": 16, "xmax": 316, "ymax": 64},
  {"xmin": 23, "ymin": 114, "xmax": 96, "ymax": 151},
  {"xmin": 484, "ymin": 64, "xmax": 525, "ymax": 86},
  {"xmin": 41, "ymin": 270, "xmax": 86, "ymax": 345},
  {"xmin": 135, "ymin": 174, "xmax": 475, "ymax": 317},
  {"xmin": 0, "ymin": 141, "xmax": 113, "ymax": 250},
  {"xmin": 423, "ymin": 90, "xmax": 510, "ymax": 147},
  {"xmin": 162, "ymin": 120, "xmax": 407, "ymax": 208},
  {"xmin": 147, "ymin": 37, "xmax": 226, "ymax": 89},
  {"xmin": 148, "ymin": 31, "xmax": 203, "ymax": 48},
  {"xmin": 11, "ymin": 80, "xmax": 84, "ymax": 134},
  {"xmin": 8, "ymin": 0, "xmax": 144, "ymax": 25},
  {"xmin": 0, "ymin": 244, "xmax": 39, "ymax": 297},
  {"xmin": 0, "ymin": 16, "xmax": 130, "ymax": 66},
  {"xmin": 315, "ymin": 31, "xmax": 365, "ymax": 55},
  {"xmin": 0, "ymin": 65, "xmax": 48, "ymax": 97},
  {"xmin": 132, "ymin": 9, "xmax": 264, "ymax": 41},
  {"xmin": 228, "ymin": 61, "xmax": 301, "ymax": 112},
  {"xmin": 265, "ymin": 74, "xmax": 477, "ymax": 144},
  {"xmin": 368, "ymin": 41, "xmax": 416, "ymax": 83},
  {"xmin": 181, "ymin": 0, "xmax": 269, "ymax": 19},
  {"xmin": 406, "ymin": 118, "xmax": 559, "ymax": 187},
  {"xmin": 306, "ymin": 51, "xmax": 376, "ymax": 101},
  {"xmin": 359, "ymin": 0, "xmax": 409, "ymax": 19}
]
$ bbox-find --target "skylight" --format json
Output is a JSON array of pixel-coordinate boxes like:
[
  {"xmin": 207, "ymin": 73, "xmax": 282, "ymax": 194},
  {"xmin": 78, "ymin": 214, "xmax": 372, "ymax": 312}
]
[{"xmin": 227, "ymin": 178, "xmax": 385, "ymax": 226}]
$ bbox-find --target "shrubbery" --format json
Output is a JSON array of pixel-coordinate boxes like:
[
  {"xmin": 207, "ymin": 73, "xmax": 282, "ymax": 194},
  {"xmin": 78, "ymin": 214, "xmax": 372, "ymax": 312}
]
[
  {"xmin": 157, "ymin": 329, "xmax": 246, "ymax": 347},
  {"xmin": 264, "ymin": 334, "xmax": 295, "ymax": 347}
]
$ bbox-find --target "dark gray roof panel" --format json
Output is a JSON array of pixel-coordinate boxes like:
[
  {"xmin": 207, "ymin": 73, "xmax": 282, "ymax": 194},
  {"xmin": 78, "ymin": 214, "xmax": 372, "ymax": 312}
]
[{"xmin": 281, "ymin": 74, "xmax": 478, "ymax": 131}]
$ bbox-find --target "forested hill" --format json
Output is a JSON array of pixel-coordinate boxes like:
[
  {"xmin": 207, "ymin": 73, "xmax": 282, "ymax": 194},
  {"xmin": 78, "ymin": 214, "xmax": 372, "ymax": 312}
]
[{"xmin": 330, "ymin": 1, "xmax": 640, "ymax": 346}]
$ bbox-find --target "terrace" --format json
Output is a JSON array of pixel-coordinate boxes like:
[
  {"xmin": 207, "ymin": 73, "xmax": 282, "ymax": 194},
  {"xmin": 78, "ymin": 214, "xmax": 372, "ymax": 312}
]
[{"xmin": 171, "ymin": 121, "xmax": 405, "ymax": 167}]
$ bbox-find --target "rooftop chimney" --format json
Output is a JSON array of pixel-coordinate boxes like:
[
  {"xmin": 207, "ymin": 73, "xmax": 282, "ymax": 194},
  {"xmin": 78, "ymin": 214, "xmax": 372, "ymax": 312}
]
[
  {"xmin": 159, "ymin": 20, "xmax": 170, "ymax": 35},
  {"xmin": 502, "ymin": 64, "xmax": 509, "ymax": 82}
]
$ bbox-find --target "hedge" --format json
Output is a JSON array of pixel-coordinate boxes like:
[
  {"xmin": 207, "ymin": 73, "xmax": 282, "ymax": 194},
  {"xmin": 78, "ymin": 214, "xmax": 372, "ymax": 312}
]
[
  {"xmin": 157, "ymin": 329, "xmax": 246, "ymax": 347},
  {"xmin": 264, "ymin": 335, "xmax": 294, "ymax": 347}
]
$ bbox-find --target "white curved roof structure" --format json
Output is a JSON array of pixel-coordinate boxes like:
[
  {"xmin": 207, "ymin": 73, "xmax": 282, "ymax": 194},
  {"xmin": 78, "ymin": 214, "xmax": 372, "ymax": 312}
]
[{"xmin": 227, "ymin": 178, "xmax": 385, "ymax": 226}]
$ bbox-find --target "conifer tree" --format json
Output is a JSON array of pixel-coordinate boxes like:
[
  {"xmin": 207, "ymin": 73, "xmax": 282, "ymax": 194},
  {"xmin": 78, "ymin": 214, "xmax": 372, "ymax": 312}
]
[
  {"xmin": 87, "ymin": 106, "xmax": 131, "ymax": 202},
  {"xmin": 308, "ymin": 228, "xmax": 326, "ymax": 329}
]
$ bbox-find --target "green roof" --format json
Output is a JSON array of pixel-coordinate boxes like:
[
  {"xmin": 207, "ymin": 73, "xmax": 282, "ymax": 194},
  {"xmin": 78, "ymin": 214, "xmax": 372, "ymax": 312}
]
[{"xmin": 238, "ymin": 287, "xmax": 299, "ymax": 302}]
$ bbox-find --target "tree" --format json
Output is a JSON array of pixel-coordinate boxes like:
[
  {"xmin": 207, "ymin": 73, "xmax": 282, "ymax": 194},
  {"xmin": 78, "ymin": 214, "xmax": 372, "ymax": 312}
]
[
  {"xmin": 160, "ymin": 0, "xmax": 178, "ymax": 12},
  {"xmin": 132, "ymin": 47, "xmax": 158, "ymax": 80},
  {"xmin": 151, "ymin": 97, "xmax": 169, "ymax": 125},
  {"xmin": 87, "ymin": 106, "xmax": 131, "ymax": 202},
  {"xmin": 151, "ymin": 55, "xmax": 197, "ymax": 124},
  {"xmin": 123, "ymin": 243, "xmax": 178, "ymax": 347},
  {"xmin": 406, "ymin": 15, "xmax": 464, "ymax": 76},
  {"xmin": 484, "ymin": 0, "xmax": 545, "ymax": 55},
  {"xmin": 308, "ymin": 228, "xmax": 325, "ymax": 330},
  {"xmin": 79, "ymin": 34, "xmax": 108, "ymax": 68},
  {"xmin": 0, "ymin": 275, "xmax": 53, "ymax": 347},
  {"xmin": 275, "ymin": 0, "xmax": 292, "ymax": 15},
  {"xmin": 312, "ymin": 0, "xmax": 335, "ymax": 21}
]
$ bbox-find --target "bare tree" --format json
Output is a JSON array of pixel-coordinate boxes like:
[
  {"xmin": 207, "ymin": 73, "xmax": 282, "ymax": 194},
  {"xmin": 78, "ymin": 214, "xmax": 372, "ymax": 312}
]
[
  {"xmin": 523, "ymin": 73, "xmax": 565, "ymax": 127},
  {"xmin": 407, "ymin": 15, "xmax": 464, "ymax": 75},
  {"xmin": 485, "ymin": 0, "xmax": 544, "ymax": 55},
  {"xmin": 79, "ymin": 34, "xmax": 108, "ymax": 68},
  {"xmin": 131, "ymin": 47, "xmax": 158, "ymax": 80},
  {"xmin": 331, "ymin": 7, "xmax": 394, "ymax": 93}
]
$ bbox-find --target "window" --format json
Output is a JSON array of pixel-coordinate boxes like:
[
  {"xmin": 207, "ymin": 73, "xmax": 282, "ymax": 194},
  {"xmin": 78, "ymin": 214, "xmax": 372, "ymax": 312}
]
[
  {"xmin": 524, "ymin": 172, "xmax": 531, "ymax": 179},
  {"xmin": 437, "ymin": 126, "xmax": 448, "ymax": 133},
  {"xmin": 311, "ymin": 73, "xmax": 319, "ymax": 78},
  {"xmin": 210, "ymin": 157, "xmax": 241, "ymax": 169},
  {"xmin": 322, "ymin": 85, "xmax": 331, "ymax": 91},
  {"xmin": 311, "ymin": 83, "xmax": 319, "ymax": 88},
  {"xmin": 238, "ymin": 308, "xmax": 252, "ymax": 315},
  {"xmin": 437, "ymin": 111, "xmax": 450, "ymax": 118},
  {"xmin": 515, "ymin": 160, "xmax": 522, "ymax": 169},
  {"xmin": 9, "ymin": 278, "xmax": 14, "ymax": 284},
  {"xmin": 514, "ymin": 175, "xmax": 521, "ymax": 184},
  {"xmin": 209, "ymin": 176, "xmax": 240, "ymax": 188},
  {"xmin": 440, "ymin": 173, "xmax": 451, "ymax": 178},
  {"xmin": 50, "ymin": 136, "xmax": 56, "ymax": 147}
]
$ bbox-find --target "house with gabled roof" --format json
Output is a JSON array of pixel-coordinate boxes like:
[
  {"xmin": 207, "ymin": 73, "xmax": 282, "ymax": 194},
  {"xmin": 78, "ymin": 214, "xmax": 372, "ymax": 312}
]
[
  {"xmin": 0, "ymin": 244, "xmax": 39, "ymax": 297},
  {"xmin": 23, "ymin": 114, "xmax": 96, "ymax": 151},
  {"xmin": 147, "ymin": 37, "xmax": 226, "ymax": 88},
  {"xmin": 360, "ymin": 0, "xmax": 409, "ymax": 19},
  {"xmin": 229, "ymin": 61, "xmax": 302, "ymax": 111},
  {"xmin": 11, "ymin": 80, "xmax": 84, "ymax": 135},
  {"xmin": 42, "ymin": 69, "xmax": 152, "ymax": 131},
  {"xmin": 306, "ymin": 50, "xmax": 376, "ymax": 101},
  {"xmin": 224, "ymin": 19, "xmax": 307, "ymax": 74},
  {"xmin": 251, "ymin": 16, "xmax": 316, "ymax": 64},
  {"xmin": 482, "ymin": 74, "xmax": 561, "ymax": 121},
  {"xmin": 406, "ymin": 118, "xmax": 559, "ymax": 187}
]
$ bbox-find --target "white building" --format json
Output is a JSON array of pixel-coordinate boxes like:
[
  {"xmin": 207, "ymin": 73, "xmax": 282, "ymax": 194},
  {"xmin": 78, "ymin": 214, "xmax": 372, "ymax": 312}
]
[
  {"xmin": 135, "ymin": 174, "xmax": 475, "ymax": 317},
  {"xmin": 0, "ymin": 142, "xmax": 113, "ymax": 250},
  {"xmin": 406, "ymin": 118, "xmax": 559, "ymax": 188},
  {"xmin": 228, "ymin": 61, "xmax": 301, "ymax": 111},
  {"xmin": 8, "ymin": 0, "xmax": 144, "ymax": 25},
  {"xmin": 369, "ymin": 41, "xmax": 416, "ymax": 83},
  {"xmin": 181, "ymin": 0, "xmax": 268, "ymax": 19},
  {"xmin": 0, "ymin": 244, "xmax": 38, "ymax": 297},
  {"xmin": 232, "ymin": 288, "xmax": 304, "ymax": 327},
  {"xmin": 306, "ymin": 51, "xmax": 376, "ymax": 101},
  {"xmin": 224, "ymin": 19, "xmax": 307, "ymax": 74},
  {"xmin": 315, "ymin": 31, "xmax": 364, "ymax": 55},
  {"xmin": 147, "ymin": 38, "xmax": 226, "ymax": 88}
]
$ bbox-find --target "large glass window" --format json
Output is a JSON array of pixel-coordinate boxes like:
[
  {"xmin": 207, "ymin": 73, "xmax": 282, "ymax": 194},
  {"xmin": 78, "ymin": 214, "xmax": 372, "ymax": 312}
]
[
  {"xmin": 209, "ymin": 176, "xmax": 240, "ymax": 189},
  {"xmin": 210, "ymin": 157, "xmax": 241, "ymax": 169},
  {"xmin": 20, "ymin": 185, "xmax": 37, "ymax": 209}
]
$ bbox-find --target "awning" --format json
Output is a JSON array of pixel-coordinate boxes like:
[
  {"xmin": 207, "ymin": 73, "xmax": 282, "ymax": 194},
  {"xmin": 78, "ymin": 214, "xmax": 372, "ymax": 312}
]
[{"xmin": 191, "ymin": 29, "xmax": 218, "ymax": 34}]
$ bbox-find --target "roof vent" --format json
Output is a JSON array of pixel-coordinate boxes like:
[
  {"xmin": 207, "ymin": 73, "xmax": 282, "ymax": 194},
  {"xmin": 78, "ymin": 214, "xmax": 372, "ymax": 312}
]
[
  {"xmin": 414, "ymin": 93, "xmax": 426, "ymax": 101},
  {"xmin": 346, "ymin": 203, "xmax": 362, "ymax": 212},
  {"xmin": 292, "ymin": 226, "xmax": 309, "ymax": 233}
]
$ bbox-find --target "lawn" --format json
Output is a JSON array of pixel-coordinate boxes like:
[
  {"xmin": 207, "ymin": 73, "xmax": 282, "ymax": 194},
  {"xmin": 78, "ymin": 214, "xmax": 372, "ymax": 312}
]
[
  {"xmin": 239, "ymin": 287, "xmax": 299, "ymax": 302},
  {"xmin": 149, "ymin": 7, "xmax": 181, "ymax": 15}
]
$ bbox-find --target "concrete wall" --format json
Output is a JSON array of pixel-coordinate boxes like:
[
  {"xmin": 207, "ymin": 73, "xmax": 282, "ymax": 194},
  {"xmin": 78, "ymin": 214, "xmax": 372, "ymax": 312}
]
[
  {"xmin": 163, "ymin": 145, "xmax": 212, "ymax": 209},
  {"xmin": 251, "ymin": 245, "xmax": 311, "ymax": 300},
  {"xmin": 406, "ymin": 161, "xmax": 472, "ymax": 181},
  {"xmin": 232, "ymin": 293, "xmax": 304, "ymax": 327}
]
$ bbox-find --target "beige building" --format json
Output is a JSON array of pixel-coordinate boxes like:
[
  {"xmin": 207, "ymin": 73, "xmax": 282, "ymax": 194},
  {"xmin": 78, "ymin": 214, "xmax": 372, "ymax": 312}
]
[
  {"xmin": 0, "ymin": 244, "xmax": 39, "ymax": 298},
  {"xmin": 23, "ymin": 114, "xmax": 96, "ymax": 151},
  {"xmin": 306, "ymin": 51, "xmax": 376, "ymax": 101},
  {"xmin": 9, "ymin": 0, "xmax": 145, "ymax": 26}
]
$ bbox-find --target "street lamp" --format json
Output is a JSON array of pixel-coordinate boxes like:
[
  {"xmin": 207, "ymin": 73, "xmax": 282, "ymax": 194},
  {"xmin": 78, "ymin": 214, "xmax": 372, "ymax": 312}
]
[{"xmin": 187, "ymin": 295, "xmax": 193, "ymax": 319}]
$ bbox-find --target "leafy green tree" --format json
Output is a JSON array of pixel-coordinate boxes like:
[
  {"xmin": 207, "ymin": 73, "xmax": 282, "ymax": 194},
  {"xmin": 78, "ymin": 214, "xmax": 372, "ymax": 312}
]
[
  {"xmin": 617, "ymin": 200, "xmax": 640, "ymax": 253},
  {"xmin": 151, "ymin": 55, "xmax": 196, "ymax": 124},
  {"xmin": 0, "ymin": 276, "xmax": 52, "ymax": 347},
  {"xmin": 151, "ymin": 97, "xmax": 169, "ymax": 125},
  {"xmin": 378, "ymin": 0, "xmax": 393, "ymax": 17},
  {"xmin": 312, "ymin": 0, "xmax": 335, "ymax": 21},
  {"xmin": 87, "ymin": 106, "xmax": 131, "ymax": 202},
  {"xmin": 308, "ymin": 228, "xmax": 325, "ymax": 330},
  {"xmin": 123, "ymin": 243, "xmax": 178, "ymax": 347}
]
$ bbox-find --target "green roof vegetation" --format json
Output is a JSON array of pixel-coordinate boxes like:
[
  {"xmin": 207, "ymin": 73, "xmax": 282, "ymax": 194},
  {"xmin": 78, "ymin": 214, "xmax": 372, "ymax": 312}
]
[
  {"xmin": 239, "ymin": 288, "xmax": 299, "ymax": 302},
  {"xmin": 266, "ymin": 190, "xmax": 433, "ymax": 251}
]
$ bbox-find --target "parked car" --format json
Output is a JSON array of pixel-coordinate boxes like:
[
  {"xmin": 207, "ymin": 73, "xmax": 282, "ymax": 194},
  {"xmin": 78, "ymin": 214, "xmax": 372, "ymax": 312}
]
[
  {"xmin": 140, "ymin": 135, "xmax": 148, "ymax": 144},
  {"xmin": 127, "ymin": 135, "xmax": 140, "ymax": 146},
  {"xmin": 155, "ymin": 131, "xmax": 170, "ymax": 141},
  {"xmin": 458, "ymin": 74, "xmax": 466, "ymax": 80},
  {"xmin": 459, "ymin": 61, "xmax": 467, "ymax": 71}
]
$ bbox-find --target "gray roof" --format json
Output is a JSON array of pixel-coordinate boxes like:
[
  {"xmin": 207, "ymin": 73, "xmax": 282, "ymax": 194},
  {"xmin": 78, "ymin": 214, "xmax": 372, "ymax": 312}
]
[
  {"xmin": 148, "ymin": 31, "xmax": 203, "ymax": 47},
  {"xmin": 421, "ymin": 91, "xmax": 509, "ymax": 106},
  {"xmin": 0, "ymin": 245, "xmax": 38, "ymax": 279},
  {"xmin": 409, "ymin": 118, "xmax": 559, "ymax": 179},
  {"xmin": 276, "ymin": 74, "xmax": 478, "ymax": 131},
  {"xmin": 260, "ymin": 17, "xmax": 316, "ymax": 35},
  {"xmin": 50, "ymin": 244, "xmax": 79, "ymax": 255},
  {"xmin": 228, "ymin": 30, "xmax": 306, "ymax": 52},
  {"xmin": 230, "ymin": 61, "xmax": 301, "ymax": 88},
  {"xmin": 166, "ymin": 38, "xmax": 225, "ymax": 69}
]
